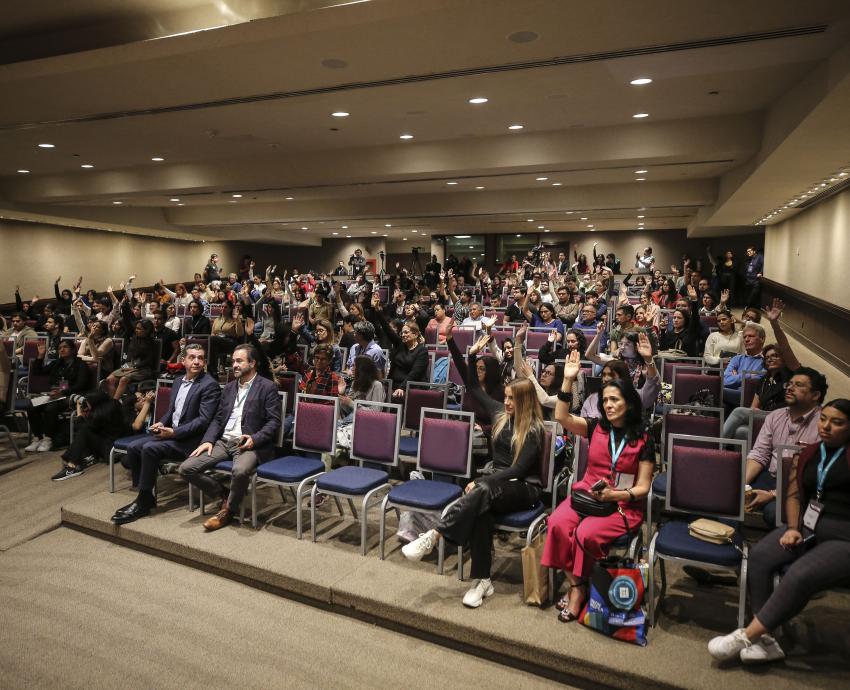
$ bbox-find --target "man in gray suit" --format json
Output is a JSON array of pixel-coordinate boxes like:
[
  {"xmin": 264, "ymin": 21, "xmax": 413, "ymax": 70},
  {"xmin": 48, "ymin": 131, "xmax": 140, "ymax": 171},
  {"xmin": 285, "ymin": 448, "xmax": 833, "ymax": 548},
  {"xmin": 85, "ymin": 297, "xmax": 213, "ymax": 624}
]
[
  {"xmin": 112, "ymin": 344, "xmax": 221, "ymax": 524},
  {"xmin": 179, "ymin": 343, "xmax": 281, "ymax": 531}
]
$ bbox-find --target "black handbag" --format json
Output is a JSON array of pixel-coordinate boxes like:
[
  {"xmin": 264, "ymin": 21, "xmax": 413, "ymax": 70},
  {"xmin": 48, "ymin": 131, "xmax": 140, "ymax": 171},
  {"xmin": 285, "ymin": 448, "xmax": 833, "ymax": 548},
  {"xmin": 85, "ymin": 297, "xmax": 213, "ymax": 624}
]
[{"xmin": 570, "ymin": 489, "xmax": 617, "ymax": 518}]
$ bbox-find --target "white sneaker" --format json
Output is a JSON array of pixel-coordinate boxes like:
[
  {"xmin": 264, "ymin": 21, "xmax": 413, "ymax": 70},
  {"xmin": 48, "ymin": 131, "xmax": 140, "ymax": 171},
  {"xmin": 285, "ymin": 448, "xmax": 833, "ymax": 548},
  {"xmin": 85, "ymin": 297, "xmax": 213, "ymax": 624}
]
[
  {"xmin": 708, "ymin": 628, "xmax": 751, "ymax": 660},
  {"xmin": 740, "ymin": 634, "xmax": 785, "ymax": 664},
  {"xmin": 462, "ymin": 578, "xmax": 495, "ymax": 608},
  {"xmin": 401, "ymin": 530, "xmax": 438, "ymax": 561},
  {"xmin": 36, "ymin": 437, "xmax": 53, "ymax": 452},
  {"xmin": 24, "ymin": 438, "xmax": 43, "ymax": 452}
]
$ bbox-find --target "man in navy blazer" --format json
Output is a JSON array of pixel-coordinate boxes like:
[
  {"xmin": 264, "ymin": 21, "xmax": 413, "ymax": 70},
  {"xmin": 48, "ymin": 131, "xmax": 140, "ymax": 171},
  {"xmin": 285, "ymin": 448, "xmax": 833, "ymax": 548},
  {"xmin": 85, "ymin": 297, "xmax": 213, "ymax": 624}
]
[
  {"xmin": 112, "ymin": 344, "xmax": 221, "ymax": 525},
  {"xmin": 179, "ymin": 343, "xmax": 281, "ymax": 531}
]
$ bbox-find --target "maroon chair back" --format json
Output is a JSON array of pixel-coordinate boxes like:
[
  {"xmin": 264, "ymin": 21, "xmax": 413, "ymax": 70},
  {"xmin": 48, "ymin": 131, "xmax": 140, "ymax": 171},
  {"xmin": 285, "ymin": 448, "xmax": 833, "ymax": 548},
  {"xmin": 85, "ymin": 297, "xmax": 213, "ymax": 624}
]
[
  {"xmin": 351, "ymin": 402, "xmax": 401, "ymax": 467},
  {"xmin": 451, "ymin": 328, "xmax": 476, "ymax": 353},
  {"xmin": 447, "ymin": 356, "xmax": 465, "ymax": 387},
  {"xmin": 574, "ymin": 435, "xmax": 589, "ymax": 482},
  {"xmin": 526, "ymin": 329, "xmax": 553, "ymax": 352},
  {"xmin": 3, "ymin": 339, "xmax": 13, "ymax": 359},
  {"xmin": 673, "ymin": 372, "xmax": 721, "ymax": 406},
  {"xmin": 662, "ymin": 409, "xmax": 723, "ymax": 457},
  {"xmin": 26, "ymin": 361, "xmax": 51, "ymax": 395},
  {"xmin": 490, "ymin": 326, "xmax": 514, "ymax": 349},
  {"xmin": 276, "ymin": 373, "xmax": 300, "ymax": 415},
  {"xmin": 154, "ymin": 382, "xmax": 172, "ymax": 423},
  {"xmin": 293, "ymin": 395, "xmax": 338, "ymax": 453},
  {"xmin": 741, "ymin": 376, "xmax": 760, "ymax": 408},
  {"xmin": 403, "ymin": 385, "xmax": 446, "ymax": 432},
  {"xmin": 209, "ymin": 304, "xmax": 224, "ymax": 318},
  {"xmin": 661, "ymin": 357, "xmax": 704, "ymax": 383},
  {"xmin": 418, "ymin": 414, "xmax": 472, "ymax": 477},
  {"xmin": 22, "ymin": 337, "xmax": 46, "ymax": 365},
  {"xmin": 752, "ymin": 415, "xmax": 767, "ymax": 445},
  {"xmin": 185, "ymin": 335, "xmax": 211, "ymax": 358},
  {"xmin": 424, "ymin": 326, "xmax": 438, "ymax": 345},
  {"xmin": 668, "ymin": 441, "xmax": 744, "ymax": 518},
  {"xmin": 700, "ymin": 315, "xmax": 718, "ymax": 329}
]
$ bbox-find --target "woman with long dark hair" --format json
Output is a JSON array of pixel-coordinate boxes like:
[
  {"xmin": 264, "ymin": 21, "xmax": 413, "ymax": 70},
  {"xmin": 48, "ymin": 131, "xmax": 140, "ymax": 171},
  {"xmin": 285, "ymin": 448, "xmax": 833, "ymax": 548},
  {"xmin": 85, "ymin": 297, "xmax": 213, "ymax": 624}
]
[
  {"xmin": 403, "ymin": 375, "xmax": 545, "ymax": 608},
  {"xmin": 543, "ymin": 350, "xmax": 654, "ymax": 621},
  {"xmin": 338, "ymin": 355, "xmax": 386, "ymax": 420},
  {"xmin": 104, "ymin": 318, "xmax": 158, "ymax": 399},
  {"xmin": 710, "ymin": 399, "xmax": 850, "ymax": 664}
]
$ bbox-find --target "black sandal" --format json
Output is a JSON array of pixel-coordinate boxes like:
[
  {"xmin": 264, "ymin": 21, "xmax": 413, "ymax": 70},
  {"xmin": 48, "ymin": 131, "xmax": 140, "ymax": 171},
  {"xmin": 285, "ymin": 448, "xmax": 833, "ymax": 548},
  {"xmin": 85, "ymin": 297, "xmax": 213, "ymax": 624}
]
[{"xmin": 557, "ymin": 581, "xmax": 587, "ymax": 623}]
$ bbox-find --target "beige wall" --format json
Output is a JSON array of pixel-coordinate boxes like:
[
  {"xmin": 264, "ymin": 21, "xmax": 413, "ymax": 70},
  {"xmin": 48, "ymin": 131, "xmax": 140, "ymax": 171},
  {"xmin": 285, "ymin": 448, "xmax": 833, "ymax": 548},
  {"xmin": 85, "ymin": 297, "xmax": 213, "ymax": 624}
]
[
  {"xmin": 0, "ymin": 220, "xmax": 241, "ymax": 299},
  {"xmin": 765, "ymin": 188, "xmax": 850, "ymax": 310}
]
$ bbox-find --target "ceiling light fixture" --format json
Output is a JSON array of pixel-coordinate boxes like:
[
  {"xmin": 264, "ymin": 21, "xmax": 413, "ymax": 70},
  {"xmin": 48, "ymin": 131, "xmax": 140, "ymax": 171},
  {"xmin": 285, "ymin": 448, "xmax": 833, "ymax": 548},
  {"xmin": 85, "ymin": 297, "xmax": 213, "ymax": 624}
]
[
  {"xmin": 346, "ymin": 235, "xmax": 352, "ymax": 238},
  {"xmin": 342, "ymin": 225, "xmax": 349, "ymax": 229},
  {"xmin": 454, "ymin": 235, "xmax": 471, "ymax": 239},
  {"xmin": 468, "ymin": 97, "xmax": 488, "ymax": 104},
  {"xmin": 475, "ymin": 186, "xmax": 485, "ymax": 190},
  {"xmin": 151, "ymin": 157, "xmax": 164, "ymax": 161},
  {"xmin": 332, "ymin": 232, "xmax": 338, "ymax": 235},
  {"xmin": 16, "ymin": 169, "xmax": 30, "ymax": 174},
  {"xmin": 177, "ymin": 203, "xmax": 185, "ymax": 206},
  {"xmin": 385, "ymin": 223, "xmax": 392, "ymax": 227},
  {"xmin": 301, "ymin": 226, "xmax": 308, "ymax": 230},
  {"xmin": 38, "ymin": 143, "xmax": 55, "ymax": 148},
  {"xmin": 81, "ymin": 164, "xmax": 94, "ymax": 169},
  {"xmin": 371, "ymin": 231, "xmax": 377, "ymax": 234},
  {"xmin": 516, "ymin": 234, "xmax": 522, "ymax": 238},
  {"xmin": 446, "ymin": 181, "xmax": 458, "ymax": 185},
  {"xmin": 634, "ymin": 169, "xmax": 647, "ymax": 174},
  {"xmin": 331, "ymin": 111, "xmax": 349, "ymax": 117},
  {"xmin": 538, "ymin": 225, "xmax": 544, "ymax": 229},
  {"xmin": 285, "ymin": 196, "xmax": 294, "ymax": 200},
  {"xmin": 580, "ymin": 216, "xmax": 588, "ymax": 220},
  {"xmin": 544, "ymin": 229, "xmax": 550, "ymax": 233},
  {"xmin": 635, "ymin": 177, "xmax": 646, "ymax": 181},
  {"xmin": 536, "ymin": 177, "xmax": 548, "ymax": 181},
  {"xmin": 170, "ymin": 198, "xmax": 180, "ymax": 202},
  {"xmin": 552, "ymin": 182, "xmax": 562, "ymax": 186},
  {"xmin": 508, "ymin": 124, "xmax": 524, "ymax": 130},
  {"xmin": 630, "ymin": 78, "xmax": 652, "ymax": 86},
  {"xmin": 632, "ymin": 113, "xmax": 649, "ymax": 119},
  {"xmin": 637, "ymin": 215, "xmax": 645, "ymax": 218},
  {"xmin": 399, "ymin": 134, "xmax": 414, "ymax": 140},
  {"xmin": 469, "ymin": 245, "xmax": 474, "ymax": 249},
  {"xmin": 112, "ymin": 201, "xmax": 123, "ymax": 205}
]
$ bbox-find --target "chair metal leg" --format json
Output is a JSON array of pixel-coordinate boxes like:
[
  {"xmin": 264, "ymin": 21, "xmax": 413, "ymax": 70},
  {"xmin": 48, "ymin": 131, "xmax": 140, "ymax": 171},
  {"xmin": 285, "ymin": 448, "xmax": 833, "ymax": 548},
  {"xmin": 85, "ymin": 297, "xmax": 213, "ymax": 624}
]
[
  {"xmin": 738, "ymin": 544, "xmax": 749, "ymax": 629},
  {"xmin": 347, "ymin": 497, "xmax": 358, "ymax": 520},
  {"xmin": 188, "ymin": 484, "xmax": 195, "ymax": 511},
  {"xmin": 296, "ymin": 475, "xmax": 321, "ymax": 539},
  {"xmin": 360, "ymin": 485, "xmax": 388, "ymax": 556},
  {"xmin": 108, "ymin": 448, "xmax": 116, "ymax": 493},
  {"xmin": 437, "ymin": 537, "xmax": 445, "ymax": 574},
  {"xmin": 647, "ymin": 532, "xmax": 658, "ymax": 627},
  {"xmin": 457, "ymin": 546, "xmax": 464, "ymax": 581},
  {"xmin": 277, "ymin": 486, "xmax": 288, "ymax": 504},
  {"xmin": 310, "ymin": 484, "xmax": 319, "ymax": 543},
  {"xmin": 333, "ymin": 496, "xmax": 344, "ymax": 515},
  {"xmin": 378, "ymin": 494, "xmax": 390, "ymax": 560},
  {"xmin": 250, "ymin": 475, "xmax": 258, "ymax": 529},
  {"xmin": 0, "ymin": 426, "xmax": 21, "ymax": 459}
]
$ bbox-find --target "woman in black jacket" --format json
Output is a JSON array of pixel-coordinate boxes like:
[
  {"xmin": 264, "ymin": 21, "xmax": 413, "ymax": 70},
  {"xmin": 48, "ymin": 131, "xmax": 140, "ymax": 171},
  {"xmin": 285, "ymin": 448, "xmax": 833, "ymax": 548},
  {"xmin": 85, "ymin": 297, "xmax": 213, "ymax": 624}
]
[
  {"xmin": 658, "ymin": 286, "xmax": 701, "ymax": 357},
  {"xmin": 370, "ymin": 295, "xmax": 428, "ymax": 399},
  {"xmin": 402, "ymin": 363, "xmax": 545, "ymax": 608},
  {"xmin": 105, "ymin": 318, "xmax": 159, "ymax": 399}
]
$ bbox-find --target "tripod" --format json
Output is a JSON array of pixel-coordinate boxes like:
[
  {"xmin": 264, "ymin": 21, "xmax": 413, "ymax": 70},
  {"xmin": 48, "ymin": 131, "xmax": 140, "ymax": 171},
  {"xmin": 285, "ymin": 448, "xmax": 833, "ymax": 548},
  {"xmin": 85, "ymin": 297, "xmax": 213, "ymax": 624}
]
[{"xmin": 409, "ymin": 249, "xmax": 423, "ymax": 277}]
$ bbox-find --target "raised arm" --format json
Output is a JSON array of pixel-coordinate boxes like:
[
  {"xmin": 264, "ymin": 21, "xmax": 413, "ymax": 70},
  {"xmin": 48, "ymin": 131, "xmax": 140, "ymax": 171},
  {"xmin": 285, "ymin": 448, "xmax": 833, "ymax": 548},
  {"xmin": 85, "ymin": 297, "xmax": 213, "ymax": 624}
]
[
  {"xmin": 763, "ymin": 299, "xmax": 800, "ymax": 370},
  {"xmin": 556, "ymin": 350, "xmax": 589, "ymax": 437}
]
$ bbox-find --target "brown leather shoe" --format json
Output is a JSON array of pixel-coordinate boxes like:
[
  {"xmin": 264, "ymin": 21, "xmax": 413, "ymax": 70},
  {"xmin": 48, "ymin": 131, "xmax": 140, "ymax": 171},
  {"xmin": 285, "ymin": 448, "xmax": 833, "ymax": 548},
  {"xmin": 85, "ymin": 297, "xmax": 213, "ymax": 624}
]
[{"xmin": 203, "ymin": 503, "xmax": 233, "ymax": 531}]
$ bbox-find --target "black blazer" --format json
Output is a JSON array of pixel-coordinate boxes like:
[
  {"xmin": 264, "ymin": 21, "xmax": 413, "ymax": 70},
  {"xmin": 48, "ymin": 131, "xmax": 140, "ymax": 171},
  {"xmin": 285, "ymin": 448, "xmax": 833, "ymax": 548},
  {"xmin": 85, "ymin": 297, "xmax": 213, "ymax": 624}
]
[
  {"xmin": 160, "ymin": 372, "xmax": 221, "ymax": 444},
  {"xmin": 203, "ymin": 374, "xmax": 281, "ymax": 460}
]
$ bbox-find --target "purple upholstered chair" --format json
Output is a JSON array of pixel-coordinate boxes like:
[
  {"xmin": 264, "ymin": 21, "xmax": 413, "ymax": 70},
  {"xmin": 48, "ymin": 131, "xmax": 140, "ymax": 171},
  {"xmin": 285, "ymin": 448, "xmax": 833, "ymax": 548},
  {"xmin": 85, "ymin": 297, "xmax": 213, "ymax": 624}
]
[
  {"xmin": 275, "ymin": 372, "xmax": 300, "ymax": 416},
  {"xmin": 490, "ymin": 325, "xmax": 515, "ymax": 349},
  {"xmin": 647, "ymin": 434, "xmax": 748, "ymax": 627},
  {"xmin": 526, "ymin": 327, "xmax": 555, "ymax": 353},
  {"xmin": 379, "ymin": 408, "xmax": 474, "ymax": 574},
  {"xmin": 249, "ymin": 392, "xmax": 328, "ymax": 535},
  {"xmin": 310, "ymin": 400, "xmax": 402, "ymax": 555},
  {"xmin": 672, "ymin": 370, "xmax": 722, "ymax": 406},
  {"xmin": 451, "ymin": 327, "xmax": 476, "ymax": 353},
  {"xmin": 660, "ymin": 357, "xmax": 704, "ymax": 384},
  {"xmin": 399, "ymin": 382, "xmax": 447, "ymax": 458}
]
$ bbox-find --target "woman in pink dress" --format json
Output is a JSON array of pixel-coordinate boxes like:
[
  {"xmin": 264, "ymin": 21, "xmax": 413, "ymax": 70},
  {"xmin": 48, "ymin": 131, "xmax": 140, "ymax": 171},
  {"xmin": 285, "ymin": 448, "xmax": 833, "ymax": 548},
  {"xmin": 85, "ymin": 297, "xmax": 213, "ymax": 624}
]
[
  {"xmin": 425, "ymin": 303, "xmax": 455, "ymax": 344},
  {"xmin": 542, "ymin": 349, "xmax": 655, "ymax": 622}
]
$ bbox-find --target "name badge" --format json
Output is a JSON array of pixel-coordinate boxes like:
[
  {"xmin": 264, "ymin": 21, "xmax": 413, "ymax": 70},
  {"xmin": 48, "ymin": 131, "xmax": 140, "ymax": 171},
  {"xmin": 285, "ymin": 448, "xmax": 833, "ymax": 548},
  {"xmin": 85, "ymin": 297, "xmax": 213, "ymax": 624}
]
[
  {"xmin": 614, "ymin": 473, "xmax": 635, "ymax": 491},
  {"xmin": 802, "ymin": 500, "xmax": 823, "ymax": 532}
]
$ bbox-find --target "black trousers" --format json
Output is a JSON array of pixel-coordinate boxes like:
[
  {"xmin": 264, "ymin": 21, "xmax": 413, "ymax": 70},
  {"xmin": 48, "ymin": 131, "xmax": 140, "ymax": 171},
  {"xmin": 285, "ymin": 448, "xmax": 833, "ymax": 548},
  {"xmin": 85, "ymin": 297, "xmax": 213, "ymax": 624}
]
[
  {"xmin": 749, "ymin": 518, "xmax": 850, "ymax": 631},
  {"xmin": 438, "ymin": 478, "xmax": 541, "ymax": 580},
  {"xmin": 62, "ymin": 423, "xmax": 116, "ymax": 465},
  {"xmin": 743, "ymin": 282, "xmax": 761, "ymax": 309},
  {"xmin": 25, "ymin": 399, "xmax": 67, "ymax": 439},
  {"xmin": 123, "ymin": 435, "xmax": 196, "ymax": 491}
]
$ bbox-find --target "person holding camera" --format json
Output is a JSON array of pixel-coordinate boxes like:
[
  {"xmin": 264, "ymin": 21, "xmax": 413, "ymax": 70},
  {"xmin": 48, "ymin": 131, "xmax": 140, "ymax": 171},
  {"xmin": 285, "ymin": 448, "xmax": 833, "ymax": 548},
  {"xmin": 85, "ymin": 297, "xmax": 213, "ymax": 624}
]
[
  {"xmin": 110, "ymin": 344, "xmax": 222, "ymax": 525},
  {"xmin": 348, "ymin": 248, "xmax": 367, "ymax": 277}
]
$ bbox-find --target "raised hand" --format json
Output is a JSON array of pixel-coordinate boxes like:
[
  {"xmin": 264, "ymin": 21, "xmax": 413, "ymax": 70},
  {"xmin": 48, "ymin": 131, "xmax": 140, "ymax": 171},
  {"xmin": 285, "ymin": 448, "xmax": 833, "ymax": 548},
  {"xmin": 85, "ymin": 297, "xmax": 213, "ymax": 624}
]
[
  {"xmin": 563, "ymin": 348, "xmax": 581, "ymax": 381},
  {"xmin": 292, "ymin": 312, "xmax": 305, "ymax": 330},
  {"xmin": 720, "ymin": 289, "xmax": 730, "ymax": 304},
  {"xmin": 637, "ymin": 331, "xmax": 653, "ymax": 362},
  {"xmin": 106, "ymin": 285, "xmax": 113, "ymax": 293},
  {"xmin": 55, "ymin": 276, "xmax": 61, "ymax": 284},
  {"xmin": 337, "ymin": 377, "xmax": 347, "ymax": 396},
  {"xmin": 469, "ymin": 333, "xmax": 490, "ymax": 355},
  {"xmin": 515, "ymin": 323, "xmax": 528, "ymax": 343},
  {"xmin": 127, "ymin": 275, "xmax": 136, "ymax": 282},
  {"xmin": 687, "ymin": 284, "xmax": 697, "ymax": 301},
  {"xmin": 763, "ymin": 298, "xmax": 785, "ymax": 322}
]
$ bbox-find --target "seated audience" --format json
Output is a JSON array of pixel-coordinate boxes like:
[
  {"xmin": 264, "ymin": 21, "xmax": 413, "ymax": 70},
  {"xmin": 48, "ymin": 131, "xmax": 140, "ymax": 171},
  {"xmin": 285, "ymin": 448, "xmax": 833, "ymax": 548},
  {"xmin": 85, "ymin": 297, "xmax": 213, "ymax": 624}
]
[
  {"xmin": 345, "ymin": 320, "xmax": 386, "ymax": 376},
  {"xmin": 703, "ymin": 309, "xmax": 742, "ymax": 365},
  {"xmin": 722, "ymin": 321, "xmax": 767, "ymax": 407}
]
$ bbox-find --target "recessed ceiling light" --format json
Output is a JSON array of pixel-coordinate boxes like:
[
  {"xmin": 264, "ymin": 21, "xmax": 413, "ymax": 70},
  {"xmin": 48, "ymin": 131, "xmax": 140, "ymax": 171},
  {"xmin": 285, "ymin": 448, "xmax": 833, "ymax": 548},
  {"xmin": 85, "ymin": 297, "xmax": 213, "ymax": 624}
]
[
  {"xmin": 151, "ymin": 157, "xmax": 164, "ymax": 161},
  {"xmin": 332, "ymin": 232, "xmax": 338, "ymax": 235},
  {"xmin": 634, "ymin": 169, "xmax": 648, "ymax": 174},
  {"xmin": 635, "ymin": 177, "xmax": 646, "ymax": 181},
  {"xmin": 399, "ymin": 134, "xmax": 414, "ymax": 140},
  {"xmin": 403, "ymin": 237, "xmax": 407, "ymax": 241},
  {"xmin": 81, "ymin": 164, "xmax": 94, "ymax": 169},
  {"xmin": 37, "ymin": 143, "xmax": 55, "ymax": 148},
  {"xmin": 16, "ymin": 169, "xmax": 30, "ymax": 174},
  {"xmin": 412, "ymin": 230, "xmax": 418, "ymax": 233},
  {"xmin": 112, "ymin": 201, "xmax": 123, "ymax": 205},
  {"xmin": 587, "ymin": 224, "xmax": 594, "ymax": 228},
  {"xmin": 544, "ymin": 229, "xmax": 550, "ymax": 233},
  {"xmin": 342, "ymin": 225, "xmax": 349, "ymax": 229},
  {"xmin": 538, "ymin": 225, "xmax": 544, "ymax": 229},
  {"xmin": 385, "ymin": 223, "xmax": 392, "ymax": 227},
  {"xmin": 170, "ymin": 197, "xmax": 180, "ymax": 202},
  {"xmin": 331, "ymin": 111, "xmax": 349, "ymax": 118},
  {"xmin": 565, "ymin": 211, "xmax": 574, "ymax": 214},
  {"xmin": 468, "ymin": 97, "xmax": 488, "ymax": 104},
  {"xmin": 589, "ymin": 228, "xmax": 595, "ymax": 232},
  {"xmin": 527, "ymin": 219, "xmax": 534, "ymax": 222},
  {"xmin": 469, "ymin": 245, "xmax": 474, "ymax": 249},
  {"xmin": 536, "ymin": 177, "xmax": 548, "ymax": 181},
  {"xmin": 580, "ymin": 216, "xmax": 588, "ymax": 220},
  {"xmin": 446, "ymin": 181, "xmax": 458, "ymax": 185},
  {"xmin": 508, "ymin": 124, "xmax": 524, "ymax": 130},
  {"xmin": 454, "ymin": 235, "xmax": 471, "ymax": 239},
  {"xmin": 516, "ymin": 234, "xmax": 522, "ymax": 238},
  {"xmin": 228, "ymin": 200, "xmax": 237, "ymax": 203},
  {"xmin": 346, "ymin": 235, "xmax": 352, "ymax": 238},
  {"xmin": 637, "ymin": 215, "xmax": 645, "ymax": 218},
  {"xmin": 632, "ymin": 113, "xmax": 649, "ymax": 119},
  {"xmin": 301, "ymin": 226, "xmax": 308, "ymax": 230},
  {"xmin": 177, "ymin": 203, "xmax": 185, "ymax": 206},
  {"xmin": 285, "ymin": 196, "xmax": 294, "ymax": 200},
  {"xmin": 421, "ymin": 233, "xmax": 427, "ymax": 236},
  {"xmin": 371, "ymin": 231, "xmax": 377, "ymax": 234},
  {"xmin": 383, "ymin": 233, "xmax": 388, "ymax": 236},
  {"xmin": 630, "ymin": 78, "xmax": 652, "ymax": 86},
  {"xmin": 552, "ymin": 182, "xmax": 562, "ymax": 186},
  {"xmin": 475, "ymin": 186, "xmax": 485, "ymax": 190},
  {"xmin": 232, "ymin": 194, "xmax": 242, "ymax": 198}
]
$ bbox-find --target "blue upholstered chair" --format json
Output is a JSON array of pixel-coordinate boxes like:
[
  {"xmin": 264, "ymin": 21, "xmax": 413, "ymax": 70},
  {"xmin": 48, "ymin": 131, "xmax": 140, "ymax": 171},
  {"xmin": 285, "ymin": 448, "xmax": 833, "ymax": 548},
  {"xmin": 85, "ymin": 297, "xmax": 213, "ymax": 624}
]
[
  {"xmin": 379, "ymin": 408, "xmax": 474, "ymax": 574},
  {"xmin": 647, "ymin": 434, "xmax": 748, "ymax": 627},
  {"xmin": 309, "ymin": 400, "xmax": 402, "ymax": 555}
]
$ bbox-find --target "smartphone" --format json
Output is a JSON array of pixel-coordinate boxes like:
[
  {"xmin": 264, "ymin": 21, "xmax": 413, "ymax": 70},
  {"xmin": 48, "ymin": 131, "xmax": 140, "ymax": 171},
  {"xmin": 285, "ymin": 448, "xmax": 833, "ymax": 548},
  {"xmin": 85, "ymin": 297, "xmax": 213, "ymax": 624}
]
[{"xmin": 590, "ymin": 479, "xmax": 606, "ymax": 492}]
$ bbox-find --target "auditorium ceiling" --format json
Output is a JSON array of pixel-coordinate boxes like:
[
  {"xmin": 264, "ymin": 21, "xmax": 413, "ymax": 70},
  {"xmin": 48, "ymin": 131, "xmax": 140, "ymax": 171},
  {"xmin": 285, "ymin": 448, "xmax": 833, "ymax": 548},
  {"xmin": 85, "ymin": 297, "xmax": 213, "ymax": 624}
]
[{"xmin": 1, "ymin": 0, "xmax": 850, "ymax": 244}]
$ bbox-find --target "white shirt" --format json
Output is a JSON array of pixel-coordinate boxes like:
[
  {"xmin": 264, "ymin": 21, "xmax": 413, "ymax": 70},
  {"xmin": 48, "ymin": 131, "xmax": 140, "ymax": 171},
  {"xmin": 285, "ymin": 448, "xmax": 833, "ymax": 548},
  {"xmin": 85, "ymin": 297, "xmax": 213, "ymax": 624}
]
[
  {"xmin": 461, "ymin": 316, "xmax": 484, "ymax": 331},
  {"xmin": 171, "ymin": 376, "xmax": 196, "ymax": 428},
  {"xmin": 223, "ymin": 373, "xmax": 257, "ymax": 440}
]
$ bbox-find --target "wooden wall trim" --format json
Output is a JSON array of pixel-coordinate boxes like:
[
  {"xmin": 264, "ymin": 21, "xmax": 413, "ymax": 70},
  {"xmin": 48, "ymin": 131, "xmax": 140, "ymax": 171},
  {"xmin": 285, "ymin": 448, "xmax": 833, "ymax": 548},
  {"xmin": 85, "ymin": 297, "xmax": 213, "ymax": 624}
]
[{"xmin": 762, "ymin": 278, "xmax": 850, "ymax": 319}]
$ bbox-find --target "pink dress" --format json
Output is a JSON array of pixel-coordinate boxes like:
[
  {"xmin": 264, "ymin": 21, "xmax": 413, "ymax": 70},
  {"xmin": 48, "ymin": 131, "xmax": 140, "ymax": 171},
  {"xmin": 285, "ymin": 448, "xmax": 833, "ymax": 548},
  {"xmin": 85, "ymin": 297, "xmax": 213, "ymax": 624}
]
[{"xmin": 541, "ymin": 420, "xmax": 650, "ymax": 578}]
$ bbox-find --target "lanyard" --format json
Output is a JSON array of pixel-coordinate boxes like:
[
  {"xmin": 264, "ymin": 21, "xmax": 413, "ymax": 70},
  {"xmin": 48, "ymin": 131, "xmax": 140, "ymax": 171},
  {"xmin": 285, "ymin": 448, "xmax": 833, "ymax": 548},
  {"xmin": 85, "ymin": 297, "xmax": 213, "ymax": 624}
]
[
  {"xmin": 609, "ymin": 432, "xmax": 627, "ymax": 474},
  {"xmin": 817, "ymin": 443, "xmax": 844, "ymax": 499}
]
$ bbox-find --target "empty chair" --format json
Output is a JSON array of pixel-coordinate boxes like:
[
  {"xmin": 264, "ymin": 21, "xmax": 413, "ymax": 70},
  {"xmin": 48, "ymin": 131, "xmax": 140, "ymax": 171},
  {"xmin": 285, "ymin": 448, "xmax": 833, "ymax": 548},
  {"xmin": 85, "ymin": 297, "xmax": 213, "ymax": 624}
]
[
  {"xmin": 672, "ymin": 369, "xmax": 722, "ymax": 406},
  {"xmin": 660, "ymin": 356, "xmax": 705, "ymax": 384},
  {"xmin": 647, "ymin": 435, "xmax": 748, "ymax": 627},
  {"xmin": 526, "ymin": 328, "xmax": 555, "ymax": 353},
  {"xmin": 450, "ymin": 327, "xmax": 476, "ymax": 353},
  {"xmin": 108, "ymin": 379, "xmax": 173, "ymax": 492},
  {"xmin": 250, "ymin": 392, "xmax": 333, "ymax": 535},
  {"xmin": 310, "ymin": 400, "xmax": 402, "ymax": 555},
  {"xmin": 379, "ymin": 408, "xmax": 474, "ymax": 573},
  {"xmin": 399, "ymin": 381, "xmax": 447, "ymax": 458}
]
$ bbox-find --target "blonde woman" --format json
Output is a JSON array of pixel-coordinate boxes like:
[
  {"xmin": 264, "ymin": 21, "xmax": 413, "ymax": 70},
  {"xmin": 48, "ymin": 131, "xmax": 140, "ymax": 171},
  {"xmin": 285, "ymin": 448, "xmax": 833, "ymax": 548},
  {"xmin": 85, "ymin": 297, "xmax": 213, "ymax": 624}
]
[{"xmin": 403, "ymin": 375, "xmax": 545, "ymax": 608}]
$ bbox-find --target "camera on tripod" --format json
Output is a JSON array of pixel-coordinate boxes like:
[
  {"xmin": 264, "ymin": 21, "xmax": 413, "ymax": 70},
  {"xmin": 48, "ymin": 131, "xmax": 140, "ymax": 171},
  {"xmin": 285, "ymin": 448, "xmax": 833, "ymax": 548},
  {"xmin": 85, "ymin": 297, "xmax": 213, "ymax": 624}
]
[{"xmin": 411, "ymin": 246, "xmax": 423, "ymax": 254}]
